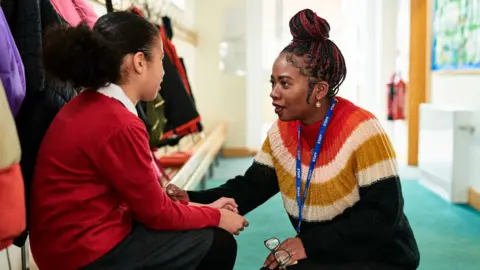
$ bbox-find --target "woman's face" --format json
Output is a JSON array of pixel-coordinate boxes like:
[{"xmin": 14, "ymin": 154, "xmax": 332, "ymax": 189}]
[{"xmin": 270, "ymin": 53, "xmax": 319, "ymax": 122}]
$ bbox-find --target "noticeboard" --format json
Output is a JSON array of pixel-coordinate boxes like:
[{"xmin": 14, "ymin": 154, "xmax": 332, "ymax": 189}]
[{"xmin": 431, "ymin": 0, "xmax": 480, "ymax": 71}]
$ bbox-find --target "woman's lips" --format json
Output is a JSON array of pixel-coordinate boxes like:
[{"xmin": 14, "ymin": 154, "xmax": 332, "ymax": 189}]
[{"xmin": 273, "ymin": 104, "xmax": 285, "ymax": 114}]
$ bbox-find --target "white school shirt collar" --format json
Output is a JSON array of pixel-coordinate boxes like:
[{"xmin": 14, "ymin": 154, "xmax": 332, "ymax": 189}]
[{"xmin": 97, "ymin": 83, "xmax": 138, "ymax": 116}]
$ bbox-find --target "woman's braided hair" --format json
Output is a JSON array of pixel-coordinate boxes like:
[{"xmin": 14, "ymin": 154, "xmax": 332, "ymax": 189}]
[{"xmin": 282, "ymin": 9, "xmax": 347, "ymax": 102}]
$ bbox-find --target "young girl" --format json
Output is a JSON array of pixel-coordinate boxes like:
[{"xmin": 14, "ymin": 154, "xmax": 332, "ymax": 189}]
[{"xmin": 29, "ymin": 11, "xmax": 246, "ymax": 270}]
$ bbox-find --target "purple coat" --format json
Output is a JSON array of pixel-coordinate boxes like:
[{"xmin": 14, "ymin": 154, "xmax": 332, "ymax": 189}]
[{"xmin": 0, "ymin": 7, "xmax": 25, "ymax": 116}]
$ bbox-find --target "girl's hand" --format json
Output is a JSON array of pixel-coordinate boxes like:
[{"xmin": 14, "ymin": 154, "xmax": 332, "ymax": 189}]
[{"xmin": 209, "ymin": 197, "xmax": 239, "ymax": 213}]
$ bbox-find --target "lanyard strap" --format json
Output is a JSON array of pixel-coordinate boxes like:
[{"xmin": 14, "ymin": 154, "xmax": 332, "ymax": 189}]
[{"xmin": 296, "ymin": 99, "xmax": 337, "ymax": 233}]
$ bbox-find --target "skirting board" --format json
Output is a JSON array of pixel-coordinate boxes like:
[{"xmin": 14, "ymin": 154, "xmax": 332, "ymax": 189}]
[
  {"xmin": 468, "ymin": 187, "xmax": 480, "ymax": 211},
  {"xmin": 221, "ymin": 147, "xmax": 258, "ymax": 158}
]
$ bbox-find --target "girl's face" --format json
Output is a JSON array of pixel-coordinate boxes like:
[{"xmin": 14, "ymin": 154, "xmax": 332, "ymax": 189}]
[{"xmin": 128, "ymin": 37, "xmax": 165, "ymax": 102}]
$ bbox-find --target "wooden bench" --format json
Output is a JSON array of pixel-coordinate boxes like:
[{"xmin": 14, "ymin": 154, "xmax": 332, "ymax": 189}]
[{"xmin": 155, "ymin": 122, "xmax": 229, "ymax": 190}]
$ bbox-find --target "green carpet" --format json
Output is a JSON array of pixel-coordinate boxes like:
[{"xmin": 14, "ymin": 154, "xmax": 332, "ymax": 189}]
[{"xmin": 203, "ymin": 158, "xmax": 480, "ymax": 270}]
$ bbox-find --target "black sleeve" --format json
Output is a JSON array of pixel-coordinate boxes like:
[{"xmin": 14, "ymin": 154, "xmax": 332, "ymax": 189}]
[
  {"xmin": 298, "ymin": 177, "xmax": 403, "ymax": 260},
  {"xmin": 188, "ymin": 162, "xmax": 279, "ymax": 216}
]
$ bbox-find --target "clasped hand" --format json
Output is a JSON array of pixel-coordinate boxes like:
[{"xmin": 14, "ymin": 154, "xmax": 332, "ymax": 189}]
[
  {"xmin": 165, "ymin": 184, "xmax": 238, "ymax": 212},
  {"xmin": 165, "ymin": 184, "xmax": 248, "ymax": 235}
]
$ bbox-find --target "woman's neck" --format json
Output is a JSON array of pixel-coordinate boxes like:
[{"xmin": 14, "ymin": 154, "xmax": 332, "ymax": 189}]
[{"xmin": 300, "ymin": 98, "xmax": 332, "ymax": 126}]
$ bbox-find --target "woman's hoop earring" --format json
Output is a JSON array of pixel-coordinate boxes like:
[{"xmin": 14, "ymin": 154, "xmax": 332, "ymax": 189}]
[{"xmin": 315, "ymin": 101, "xmax": 321, "ymax": 108}]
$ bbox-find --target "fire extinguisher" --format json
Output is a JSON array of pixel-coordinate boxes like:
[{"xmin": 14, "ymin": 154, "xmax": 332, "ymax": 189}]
[
  {"xmin": 386, "ymin": 74, "xmax": 396, "ymax": 121},
  {"xmin": 395, "ymin": 79, "xmax": 406, "ymax": 120},
  {"xmin": 386, "ymin": 73, "xmax": 407, "ymax": 120}
]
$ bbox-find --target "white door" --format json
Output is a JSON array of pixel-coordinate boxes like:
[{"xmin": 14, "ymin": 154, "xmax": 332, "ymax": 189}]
[{"xmin": 468, "ymin": 110, "xmax": 480, "ymax": 194}]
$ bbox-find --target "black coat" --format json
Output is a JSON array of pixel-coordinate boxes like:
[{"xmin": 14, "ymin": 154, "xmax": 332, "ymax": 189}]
[
  {"xmin": 2, "ymin": 0, "xmax": 77, "ymax": 246},
  {"xmin": 179, "ymin": 57, "xmax": 203, "ymax": 132},
  {"xmin": 161, "ymin": 51, "xmax": 201, "ymax": 136}
]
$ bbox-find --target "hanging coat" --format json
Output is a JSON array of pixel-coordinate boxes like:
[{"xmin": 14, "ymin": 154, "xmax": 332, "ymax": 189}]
[
  {"xmin": 49, "ymin": 0, "xmax": 98, "ymax": 28},
  {"xmin": 161, "ymin": 46, "xmax": 201, "ymax": 137},
  {"xmin": 0, "ymin": 81, "xmax": 26, "ymax": 251},
  {"xmin": 0, "ymin": 7, "xmax": 26, "ymax": 116},
  {"xmin": 179, "ymin": 57, "xmax": 203, "ymax": 132},
  {"xmin": 2, "ymin": 0, "xmax": 78, "ymax": 247},
  {"xmin": 162, "ymin": 16, "xmax": 174, "ymax": 40},
  {"xmin": 160, "ymin": 27, "xmax": 201, "ymax": 137},
  {"xmin": 159, "ymin": 16, "xmax": 203, "ymax": 133},
  {"xmin": 136, "ymin": 94, "xmax": 168, "ymax": 149}
]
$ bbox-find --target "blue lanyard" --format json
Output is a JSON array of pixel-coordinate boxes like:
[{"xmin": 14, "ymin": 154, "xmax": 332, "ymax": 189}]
[{"xmin": 296, "ymin": 99, "xmax": 337, "ymax": 233}]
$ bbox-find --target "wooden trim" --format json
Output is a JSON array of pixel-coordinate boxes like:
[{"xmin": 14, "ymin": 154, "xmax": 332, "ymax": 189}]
[
  {"xmin": 407, "ymin": 0, "xmax": 429, "ymax": 166},
  {"xmin": 221, "ymin": 147, "xmax": 258, "ymax": 158},
  {"xmin": 173, "ymin": 25, "xmax": 198, "ymax": 46},
  {"xmin": 468, "ymin": 187, "xmax": 480, "ymax": 211},
  {"xmin": 432, "ymin": 69, "xmax": 480, "ymax": 75},
  {"xmin": 174, "ymin": 123, "xmax": 229, "ymax": 190}
]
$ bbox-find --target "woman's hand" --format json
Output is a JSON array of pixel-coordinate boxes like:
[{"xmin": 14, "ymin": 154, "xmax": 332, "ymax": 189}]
[
  {"xmin": 165, "ymin": 184, "xmax": 189, "ymax": 202},
  {"xmin": 263, "ymin": 238, "xmax": 307, "ymax": 269},
  {"xmin": 209, "ymin": 197, "xmax": 239, "ymax": 213}
]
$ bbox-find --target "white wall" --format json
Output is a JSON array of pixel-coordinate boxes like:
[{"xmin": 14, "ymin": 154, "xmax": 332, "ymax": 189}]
[
  {"xmin": 194, "ymin": 0, "xmax": 247, "ymax": 147},
  {"xmin": 260, "ymin": 0, "xmax": 280, "ymax": 125},
  {"xmin": 245, "ymin": 0, "xmax": 263, "ymax": 149},
  {"xmin": 430, "ymin": 74, "xmax": 480, "ymax": 109}
]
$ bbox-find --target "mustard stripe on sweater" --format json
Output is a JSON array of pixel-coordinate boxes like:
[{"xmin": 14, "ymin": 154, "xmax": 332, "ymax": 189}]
[{"xmin": 254, "ymin": 100, "xmax": 398, "ymax": 222}]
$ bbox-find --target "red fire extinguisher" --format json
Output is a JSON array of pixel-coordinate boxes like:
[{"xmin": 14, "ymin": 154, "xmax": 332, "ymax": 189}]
[
  {"xmin": 395, "ymin": 79, "xmax": 406, "ymax": 120},
  {"xmin": 386, "ymin": 73, "xmax": 406, "ymax": 120}
]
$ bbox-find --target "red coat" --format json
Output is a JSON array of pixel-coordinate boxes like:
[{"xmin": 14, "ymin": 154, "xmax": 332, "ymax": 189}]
[{"xmin": 0, "ymin": 81, "xmax": 26, "ymax": 251}]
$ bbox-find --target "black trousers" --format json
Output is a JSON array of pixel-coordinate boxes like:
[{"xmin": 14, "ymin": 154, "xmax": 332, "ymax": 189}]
[
  {"xmin": 82, "ymin": 223, "xmax": 237, "ymax": 270},
  {"xmin": 261, "ymin": 260, "xmax": 410, "ymax": 270}
]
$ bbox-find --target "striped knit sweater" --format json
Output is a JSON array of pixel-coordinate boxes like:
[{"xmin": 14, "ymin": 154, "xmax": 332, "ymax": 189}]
[{"xmin": 189, "ymin": 97, "xmax": 419, "ymax": 268}]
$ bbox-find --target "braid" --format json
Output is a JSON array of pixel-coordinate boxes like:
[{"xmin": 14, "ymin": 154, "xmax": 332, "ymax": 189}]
[{"xmin": 282, "ymin": 9, "xmax": 347, "ymax": 103}]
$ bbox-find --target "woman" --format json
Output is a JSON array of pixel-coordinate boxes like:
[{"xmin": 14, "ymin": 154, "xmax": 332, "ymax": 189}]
[
  {"xmin": 29, "ymin": 11, "xmax": 247, "ymax": 270},
  {"xmin": 167, "ymin": 9, "xmax": 420, "ymax": 270}
]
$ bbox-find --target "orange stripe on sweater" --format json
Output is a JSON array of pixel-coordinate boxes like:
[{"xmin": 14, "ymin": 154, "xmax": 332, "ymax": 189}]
[{"xmin": 276, "ymin": 98, "xmax": 377, "ymax": 167}]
